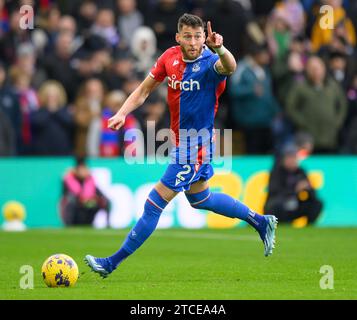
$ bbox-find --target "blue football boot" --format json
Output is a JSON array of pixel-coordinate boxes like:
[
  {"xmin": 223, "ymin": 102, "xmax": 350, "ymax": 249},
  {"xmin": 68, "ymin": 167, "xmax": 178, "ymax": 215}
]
[
  {"xmin": 84, "ymin": 255, "xmax": 114, "ymax": 278},
  {"xmin": 257, "ymin": 215, "xmax": 278, "ymax": 257}
]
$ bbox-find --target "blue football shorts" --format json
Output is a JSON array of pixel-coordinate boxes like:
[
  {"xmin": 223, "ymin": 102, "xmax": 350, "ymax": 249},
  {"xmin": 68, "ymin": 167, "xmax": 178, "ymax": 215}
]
[{"xmin": 160, "ymin": 163, "xmax": 214, "ymax": 192}]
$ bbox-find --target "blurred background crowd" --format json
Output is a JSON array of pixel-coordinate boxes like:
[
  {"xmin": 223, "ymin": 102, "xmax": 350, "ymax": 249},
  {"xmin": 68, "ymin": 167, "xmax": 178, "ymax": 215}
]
[{"xmin": 1, "ymin": 0, "xmax": 357, "ymax": 158}]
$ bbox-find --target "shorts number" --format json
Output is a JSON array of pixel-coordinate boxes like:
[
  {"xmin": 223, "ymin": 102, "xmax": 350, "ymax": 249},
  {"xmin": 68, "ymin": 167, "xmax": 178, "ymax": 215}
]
[{"xmin": 176, "ymin": 165, "xmax": 191, "ymax": 182}]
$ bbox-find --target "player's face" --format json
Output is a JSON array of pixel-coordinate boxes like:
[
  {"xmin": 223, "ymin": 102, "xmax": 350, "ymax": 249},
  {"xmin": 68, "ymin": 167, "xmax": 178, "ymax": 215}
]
[{"xmin": 176, "ymin": 25, "xmax": 205, "ymax": 60}]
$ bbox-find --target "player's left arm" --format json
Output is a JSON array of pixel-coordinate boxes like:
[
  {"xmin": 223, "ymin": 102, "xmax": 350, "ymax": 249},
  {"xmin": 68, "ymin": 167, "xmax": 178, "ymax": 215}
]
[{"xmin": 205, "ymin": 21, "xmax": 237, "ymax": 76}]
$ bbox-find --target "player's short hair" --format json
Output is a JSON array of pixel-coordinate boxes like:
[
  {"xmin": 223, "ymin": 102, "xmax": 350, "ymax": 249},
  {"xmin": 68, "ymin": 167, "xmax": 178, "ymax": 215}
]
[{"xmin": 177, "ymin": 13, "xmax": 205, "ymax": 32}]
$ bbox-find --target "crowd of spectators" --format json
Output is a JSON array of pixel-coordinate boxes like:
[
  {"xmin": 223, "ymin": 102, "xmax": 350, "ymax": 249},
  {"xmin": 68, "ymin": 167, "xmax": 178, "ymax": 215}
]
[{"xmin": 0, "ymin": 0, "xmax": 357, "ymax": 157}]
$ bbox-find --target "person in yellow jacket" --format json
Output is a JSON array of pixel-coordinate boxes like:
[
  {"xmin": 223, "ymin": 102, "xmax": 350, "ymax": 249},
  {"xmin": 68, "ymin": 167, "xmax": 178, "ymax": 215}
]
[{"xmin": 311, "ymin": 0, "xmax": 356, "ymax": 53}]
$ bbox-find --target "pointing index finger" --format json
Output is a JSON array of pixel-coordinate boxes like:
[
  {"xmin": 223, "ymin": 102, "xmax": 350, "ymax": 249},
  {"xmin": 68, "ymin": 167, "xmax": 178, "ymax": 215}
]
[{"xmin": 207, "ymin": 21, "xmax": 213, "ymax": 36}]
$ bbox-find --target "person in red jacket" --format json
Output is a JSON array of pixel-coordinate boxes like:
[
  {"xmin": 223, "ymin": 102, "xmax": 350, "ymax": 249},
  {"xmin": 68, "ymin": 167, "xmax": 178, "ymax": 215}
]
[{"xmin": 60, "ymin": 157, "xmax": 110, "ymax": 226}]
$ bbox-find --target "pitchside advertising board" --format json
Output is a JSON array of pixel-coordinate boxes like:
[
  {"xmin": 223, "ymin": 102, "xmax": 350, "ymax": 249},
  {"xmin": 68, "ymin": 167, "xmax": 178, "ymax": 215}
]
[{"xmin": 0, "ymin": 157, "xmax": 357, "ymax": 228}]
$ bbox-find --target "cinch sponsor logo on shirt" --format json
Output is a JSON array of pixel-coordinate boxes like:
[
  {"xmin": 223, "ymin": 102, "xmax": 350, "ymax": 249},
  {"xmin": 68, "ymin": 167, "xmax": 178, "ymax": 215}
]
[{"xmin": 168, "ymin": 74, "xmax": 200, "ymax": 91}]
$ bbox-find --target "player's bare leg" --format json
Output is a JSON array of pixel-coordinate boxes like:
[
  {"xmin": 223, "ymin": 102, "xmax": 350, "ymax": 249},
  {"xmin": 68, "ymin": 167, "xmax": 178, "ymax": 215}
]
[
  {"xmin": 185, "ymin": 180, "xmax": 278, "ymax": 257},
  {"xmin": 155, "ymin": 181, "xmax": 178, "ymax": 202},
  {"xmin": 185, "ymin": 179, "xmax": 209, "ymax": 194}
]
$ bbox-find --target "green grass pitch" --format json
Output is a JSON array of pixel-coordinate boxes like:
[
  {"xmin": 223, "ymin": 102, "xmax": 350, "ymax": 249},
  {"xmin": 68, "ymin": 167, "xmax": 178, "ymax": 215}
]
[{"xmin": 0, "ymin": 226, "xmax": 356, "ymax": 300}]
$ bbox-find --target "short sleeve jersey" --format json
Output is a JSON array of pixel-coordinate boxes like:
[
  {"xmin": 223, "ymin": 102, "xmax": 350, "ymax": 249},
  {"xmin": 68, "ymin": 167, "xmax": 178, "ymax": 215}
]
[{"xmin": 149, "ymin": 45, "xmax": 227, "ymax": 149}]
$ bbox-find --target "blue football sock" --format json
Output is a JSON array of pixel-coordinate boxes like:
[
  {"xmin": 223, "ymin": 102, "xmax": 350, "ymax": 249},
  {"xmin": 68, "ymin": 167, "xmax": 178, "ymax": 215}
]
[
  {"xmin": 185, "ymin": 188, "xmax": 265, "ymax": 229},
  {"xmin": 108, "ymin": 188, "xmax": 168, "ymax": 269}
]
